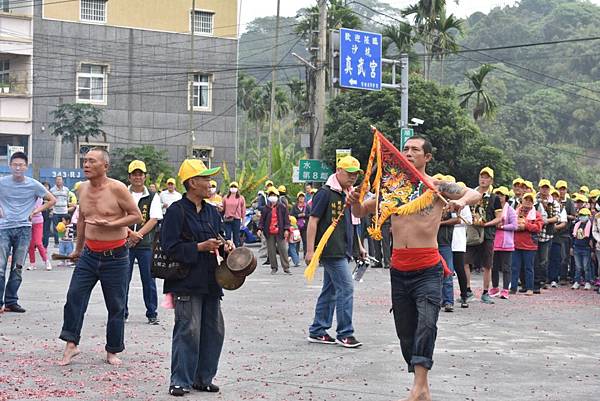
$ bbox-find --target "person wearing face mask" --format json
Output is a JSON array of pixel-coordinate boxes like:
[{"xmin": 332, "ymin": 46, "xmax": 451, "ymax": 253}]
[
  {"xmin": 571, "ymin": 208, "xmax": 593, "ymax": 290},
  {"xmin": 222, "ymin": 182, "xmax": 246, "ymax": 248},
  {"xmin": 257, "ymin": 187, "xmax": 291, "ymax": 274},
  {"xmin": 206, "ymin": 180, "xmax": 223, "ymax": 212}
]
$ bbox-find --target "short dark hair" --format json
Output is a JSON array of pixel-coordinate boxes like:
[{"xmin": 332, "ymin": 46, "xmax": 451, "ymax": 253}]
[
  {"xmin": 406, "ymin": 135, "xmax": 433, "ymax": 155},
  {"xmin": 9, "ymin": 151, "xmax": 28, "ymax": 164}
]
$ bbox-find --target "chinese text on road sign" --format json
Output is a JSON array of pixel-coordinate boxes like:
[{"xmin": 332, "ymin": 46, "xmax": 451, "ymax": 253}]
[{"xmin": 339, "ymin": 28, "xmax": 382, "ymax": 91}]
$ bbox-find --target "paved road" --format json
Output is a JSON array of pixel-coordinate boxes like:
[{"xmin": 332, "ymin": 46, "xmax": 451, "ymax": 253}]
[{"xmin": 1, "ymin": 247, "xmax": 599, "ymax": 401}]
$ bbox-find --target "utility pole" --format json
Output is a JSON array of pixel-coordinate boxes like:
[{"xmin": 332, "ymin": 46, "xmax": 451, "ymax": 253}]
[
  {"xmin": 313, "ymin": 0, "xmax": 327, "ymax": 160},
  {"xmin": 267, "ymin": 0, "xmax": 281, "ymax": 175},
  {"xmin": 187, "ymin": 0, "xmax": 196, "ymax": 158},
  {"xmin": 400, "ymin": 53, "xmax": 409, "ymax": 128}
]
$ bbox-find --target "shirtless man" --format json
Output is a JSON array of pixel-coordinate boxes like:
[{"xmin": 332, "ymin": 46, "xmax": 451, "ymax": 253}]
[
  {"xmin": 58, "ymin": 148, "xmax": 142, "ymax": 366},
  {"xmin": 351, "ymin": 136, "xmax": 480, "ymax": 401}
]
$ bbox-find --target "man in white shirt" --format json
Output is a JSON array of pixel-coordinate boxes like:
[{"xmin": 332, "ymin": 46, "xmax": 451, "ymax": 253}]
[
  {"xmin": 159, "ymin": 178, "xmax": 182, "ymax": 214},
  {"xmin": 50, "ymin": 176, "xmax": 76, "ymax": 246},
  {"xmin": 125, "ymin": 160, "xmax": 163, "ymax": 324}
]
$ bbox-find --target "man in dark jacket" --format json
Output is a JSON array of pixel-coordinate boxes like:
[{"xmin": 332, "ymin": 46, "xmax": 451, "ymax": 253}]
[
  {"xmin": 160, "ymin": 159, "xmax": 233, "ymax": 397},
  {"xmin": 257, "ymin": 187, "xmax": 291, "ymax": 274}
]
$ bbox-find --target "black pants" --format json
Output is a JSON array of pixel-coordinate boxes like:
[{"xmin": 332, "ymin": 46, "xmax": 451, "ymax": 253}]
[
  {"xmin": 390, "ymin": 263, "xmax": 443, "ymax": 372},
  {"xmin": 452, "ymin": 252, "xmax": 468, "ymax": 299},
  {"xmin": 492, "ymin": 251, "xmax": 512, "ymax": 290},
  {"xmin": 534, "ymin": 241, "xmax": 551, "ymax": 290}
]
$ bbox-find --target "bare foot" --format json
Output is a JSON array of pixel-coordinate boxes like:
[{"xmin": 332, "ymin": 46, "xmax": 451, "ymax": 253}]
[
  {"xmin": 106, "ymin": 352, "xmax": 122, "ymax": 366},
  {"xmin": 58, "ymin": 343, "xmax": 80, "ymax": 366},
  {"xmin": 400, "ymin": 389, "xmax": 431, "ymax": 401}
]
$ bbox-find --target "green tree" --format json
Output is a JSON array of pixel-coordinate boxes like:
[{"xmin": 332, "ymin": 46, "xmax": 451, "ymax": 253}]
[
  {"xmin": 238, "ymin": 73, "xmax": 259, "ymax": 159},
  {"xmin": 295, "ymin": 0, "xmax": 362, "ymax": 40},
  {"xmin": 48, "ymin": 103, "xmax": 107, "ymax": 144},
  {"xmin": 459, "ymin": 64, "xmax": 497, "ymax": 121},
  {"xmin": 431, "ymin": 11, "xmax": 463, "ymax": 83},
  {"xmin": 111, "ymin": 145, "xmax": 173, "ymax": 185}
]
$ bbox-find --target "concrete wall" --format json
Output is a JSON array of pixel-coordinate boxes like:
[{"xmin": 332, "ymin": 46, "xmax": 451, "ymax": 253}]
[{"xmin": 31, "ymin": 14, "xmax": 238, "ymax": 172}]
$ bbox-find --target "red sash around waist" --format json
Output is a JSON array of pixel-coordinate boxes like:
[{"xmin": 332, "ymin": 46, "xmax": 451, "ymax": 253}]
[
  {"xmin": 85, "ymin": 239, "xmax": 127, "ymax": 252},
  {"xmin": 391, "ymin": 247, "xmax": 452, "ymax": 277}
]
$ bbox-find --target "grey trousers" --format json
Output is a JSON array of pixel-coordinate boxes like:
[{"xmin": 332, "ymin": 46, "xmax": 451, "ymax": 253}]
[{"xmin": 266, "ymin": 235, "xmax": 290, "ymax": 272}]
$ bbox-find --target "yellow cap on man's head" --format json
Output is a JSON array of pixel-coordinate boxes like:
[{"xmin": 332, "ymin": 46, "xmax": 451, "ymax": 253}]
[
  {"xmin": 589, "ymin": 189, "xmax": 600, "ymax": 198},
  {"xmin": 178, "ymin": 159, "xmax": 220, "ymax": 183},
  {"xmin": 555, "ymin": 180, "xmax": 568, "ymax": 189},
  {"xmin": 512, "ymin": 177, "xmax": 525, "ymax": 186},
  {"xmin": 580, "ymin": 185, "xmax": 590, "ymax": 193},
  {"xmin": 337, "ymin": 156, "xmax": 363, "ymax": 173},
  {"xmin": 479, "ymin": 167, "xmax": 494, "ymax": 178},
  {"xmin": 265, "ymin": 180, "xmax": 274, "ymax": 187},
  {"xmin": 494, "ymin": 186, "xmax": 509, "ymax": 197},
  {"xmin": 579, "ymin": 207, "xmax": 592, "ymax": 216},
  {"xmin": 278, "ymin": 185, "xmax": 287, "ymax": 194},
  {"xmin": 523, "ymin": 191, "xmax": 536, "ymax": 201},
  {"xmin": 538, "ymin": 179, "xmax": 552, "ymax": 188},
  {"xmin": 166, "ymin": 178, "xmax": 176, "ymax": 185},
  {"xmin": 128, "ymin": 160, "xmax": 147, "ymax": 174}
]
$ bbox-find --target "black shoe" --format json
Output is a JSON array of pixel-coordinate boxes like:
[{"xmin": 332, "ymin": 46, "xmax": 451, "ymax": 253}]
[
  {"xmin": 307, "ymin": 333, "xmax": 336, "ymax": 344},
  {"xmin": 284, "ymin": 270, "xmax": 292, "ymax": 275},
  {"xmin": 460, "ymin": 298, "xmax": 469, "ymax": 308},
  {"xmin": 169, "ymin": 385, "xmax": 189, "ymax": 396},
  {"xmin": 336, "ymin": 336, "xmax": 362, "ymax": 348},
  {"xmin": 533, "ymin": 289, "xmax": 541, "ymax": 294},
  {"xmin": 192, "ymin": 383, "xmax": 220, "ymax": 393},
  {"xmin": 518, "ymin": 288, "xmax": 528, "ymax": 293},
  {"xmin": 443, "ymin": 304, "xmax": 454, "ymax": 312},
  {"xmin": 262, "ymin": 260, "xmax": 270, "ymax": 266},
  {"xmin": 4, "ymin": 303, "xmax": 26, "ymax": 313},
  {"xmin": 465, "ymin": 291, "xmax": 475, "ymax": 302},
  {"xmin": 371, "ymin": 263, "xmax": 382, "ymax": 268},
  {"xmin": 148, "ymin": 317, "xmax": 159, "ymax": 325},
  {"xmin": 509, "ymin": 289, "xmax": 517, "ymax": 295}
]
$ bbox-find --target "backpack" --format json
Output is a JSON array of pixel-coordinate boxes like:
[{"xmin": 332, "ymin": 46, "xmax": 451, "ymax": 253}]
[{"xmin": 151, "ymin": 203, "xmax": 191, "ymax": 280}]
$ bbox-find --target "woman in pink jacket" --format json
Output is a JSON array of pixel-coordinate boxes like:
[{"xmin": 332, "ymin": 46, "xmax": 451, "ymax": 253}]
[{"xmin": 490, "ymin": 187, "xmax": 517, "ymax": 299}]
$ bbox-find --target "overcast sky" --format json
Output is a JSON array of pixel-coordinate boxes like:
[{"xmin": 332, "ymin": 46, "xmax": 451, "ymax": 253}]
[{"xmin": 239, "ymin": 0, "xmax": 600, "ymax": 32}]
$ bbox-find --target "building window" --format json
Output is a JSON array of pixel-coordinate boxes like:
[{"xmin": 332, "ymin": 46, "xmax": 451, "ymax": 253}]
[
  {"xmin": 192, "ymin": 10, "xmax": 214, "ymax": 35},
  {"xmin": 191, "ymin": 74, "xmax": 211, "ymax": 111},
  {"xmin": 0, "ymin": 60, "xmax": 9, "ymax": 86},
  {"xmin": 2, "ymin": 0, "xmax": 9, "ymax": 13},
  {"xmin": 77, "ymin": 63, "xmax": 107, "ymax": 104},
  {"xmin": 79, "ymin": 142, "xmax": 109, "ymax": 168},
  {"xmin": 81, "ymin": 0, "xmax": 106, "ymax": 23},
  {"xmin": 192, "ymin": 147, "xmax": 213, "ymax": 166}
]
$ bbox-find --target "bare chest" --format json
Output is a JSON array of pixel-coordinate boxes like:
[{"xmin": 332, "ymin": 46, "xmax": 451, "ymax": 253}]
[{"xmin": 80, "ymin": 188, "xmax": 123, "ymax": 218}]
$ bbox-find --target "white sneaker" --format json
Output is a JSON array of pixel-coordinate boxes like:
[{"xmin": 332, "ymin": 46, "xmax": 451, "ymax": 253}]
[
  {"xmin": 25, "ymin": 264, "xmax": 35, "ymax": 271},
  {"xmin": 584, "ymin": 282, "xmax": 592, "ymax": 290},
  {"xmin": 45, "ymin": 260, "xmax": 53, "ymax": 271},
  {"xmin": 550, "ymin": 281, "xmax": 558, "ymax": 288},
  {"xmin": 571, "ymin": 282, "xmax": 580, "ymax": 290}
]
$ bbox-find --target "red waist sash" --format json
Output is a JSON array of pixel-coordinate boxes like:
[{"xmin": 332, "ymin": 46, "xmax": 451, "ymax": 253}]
[
  {"xmin": 85, "ymin": 239, "xmax": 127, "ymax": 252},
  {"xmin": 391, "ymin": 247, "xmax": 452, "ymax": 277}
]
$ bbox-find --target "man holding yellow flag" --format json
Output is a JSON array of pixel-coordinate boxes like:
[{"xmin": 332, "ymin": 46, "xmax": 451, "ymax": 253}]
[{"xmin": 305, "ymin": 156, "xmax": 364, "ymax": 348}]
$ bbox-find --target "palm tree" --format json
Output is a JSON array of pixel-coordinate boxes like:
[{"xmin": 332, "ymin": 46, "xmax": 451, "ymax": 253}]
[
  {"xmin": 246, "ymin": 86, "xmax": 268, "ymax": 159},
  {"xmin": 431, "ymin": 11, "xmax": 463, "ymax": 83},
  {"xmin": 459, "ymin": 64, "xmax": 497, "ymax": 121},
  {"xmin": 295, "ymin": 0, "xmax": 362, "ymax": 41},
  {"xmin": 237, "ymin": 73, "xmax": 258, "ymax": 159}
]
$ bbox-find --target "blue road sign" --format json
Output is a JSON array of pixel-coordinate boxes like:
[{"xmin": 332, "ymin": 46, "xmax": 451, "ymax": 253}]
[{"xmin": 339, "ymin": 28, "xmax": 382, "ymax": 91}]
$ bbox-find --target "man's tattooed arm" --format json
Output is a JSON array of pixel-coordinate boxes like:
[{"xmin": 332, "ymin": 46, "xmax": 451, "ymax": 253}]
[{"xmin": 438, "ymin": 182, "xmax": 464, "ymax": 196}]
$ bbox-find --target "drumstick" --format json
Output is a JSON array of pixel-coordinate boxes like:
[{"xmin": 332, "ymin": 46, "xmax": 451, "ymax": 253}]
[{"xmin": 51, "ymin": 253, "xmax": 75, "ymax": 261}]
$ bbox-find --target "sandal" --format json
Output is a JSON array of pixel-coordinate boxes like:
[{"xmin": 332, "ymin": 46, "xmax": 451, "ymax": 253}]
[
  {"xmin": 192, "ymin": 383, "xmax": 220, "ymax": 392},
  {"xmin": 169, "ymin": 385, "xmax": 188, "ymax": 396}
]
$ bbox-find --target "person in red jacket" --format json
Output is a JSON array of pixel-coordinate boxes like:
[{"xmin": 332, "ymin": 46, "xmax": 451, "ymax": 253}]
[
  {"xmin": 511, "ymin": 191, "xmax": 544, "ymax": 295},
  {"xmin": 257, "ymin": 187, "xmax": 291, "ymax": 274}
]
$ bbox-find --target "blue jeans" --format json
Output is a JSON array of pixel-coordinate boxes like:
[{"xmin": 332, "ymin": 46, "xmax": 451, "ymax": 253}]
[
  {"xmin": 52, "ymin": 213, "xmax": 68, "ymax": 245},
  {"xmin": 125, "ymin": 247, "xmax": 158, "ymax": 319},
  {"xmin": 511, "ymin": 249, "xmax": 535, "ymax": 291},
  {"xmin": 308, "ymin": 257, "xmax": 354, "ymax": 339},
  {"xmin": 170, "ymin": 294, "xmax": 224, "ymax": 388},
  {"xmin": 288, "ymin": 242, "xmax": 300, "ymax": 266},
  {"xmin": 59, "ymin": 240, "xmax": 74, "ymax": 256},
  {"xmin": 224, "ymin": 218, "xmax": 241, "ymax": 247},
  {"xmin": 573, "ymin": 247, "xmax": 592, "ymax": 283},
  {"xmin": 0, "ymin": 227, "xmax": 31, "ymax": 308},
  {"xmin": 390, "ymin": 263, "xmax": 443, "ymax": 372},
  {"xmin": 439, "ymin": 245, "xmax": 455, "ymax": 305},
  {"xmin": 60, "ymin": 247, "xmax": 129, "ymax": 353}
]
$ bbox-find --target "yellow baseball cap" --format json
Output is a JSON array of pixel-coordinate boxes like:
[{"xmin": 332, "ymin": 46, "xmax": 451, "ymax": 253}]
[
  {"xmin": 432, "ymin": 173, "xmax": 444, "ymax": 180},
  {"xmin": 210, "ymin": 180, "xmax": 217, "ymax": 187},
  {"xmin": 523, "ymin": 191, "xmax": 536, "ymax": 201},
  {"xmin": 229, "ymin": 181, "xmax": 239, "ymax": 188},
  {"xmin": 297, "ymin": 191, "xmax": 306, "ymax": 198},
  {"xmin": 178, "ymin": 159, "xmax": 220, "ymax": 183},
  {"xmin": 265, "ymin": 180, "xmax": 274, "ymax": 187},
  {"xmin": 337, "ymin": 155, "xmax": 363, "ymax": 173},
  {"xmin": 550, "ymin": 187, "xmax": 559, "ymax": 197},
  {"xmin": 512, "ymin": 177, "xmax": 525, "ymax": 186},
  {"xmin": 166, "ymin": 178, "xmax": 176, "ymax": 185},
  {"xmin": 479, "ymin": 167, "xmax": 494, "ymax": 178},
  {"xmin": 443, "ymin": 175, "xmax": 456, "ymax": 183},
  {"xmin": 508, "ymin": 189, "xmax": 515, "ymax": 198},
  {"xmin": 310, "ymin": 188, "xmax": 317, "ymax": 194},
  {"xmin": 524, "ymin": 180, "xmax": 534, "ymax": 190},
  {"xmin": 555, "ymin": 180, "xmax": 568, "ymax": 189},
  {"xmin": 289, "ymin": 216, "xmax": 297, "ymax": 226},
  {"xmin": 278, "ymin": 185, "xmax": 287, "ymax": 193},
  {"xmin": 574, "ymin": 194, "xmax": 588, "ymax": 203},
  {"xmin": 128, "ymin": 160, "xmax": 147, "ymax": 173},
  {"xmin": 580, "ymin": 185, "xmax": 590, "ymax": 193},
  {"xmin": 266, "ymin": 187, "xmax": 279, "ymax": 196},
  {"xmin": 579, "ymin": 207, "xmax": 592, "ymax": 216},
  {"xmin": 494, "ymin": 186, "xmax": 509, "ymax": 196},
  {"xmin": 73, "ymin": 181, "xmax": 82, "ymax": 191},
  {"xmin": 456, "ymin": 181, "xmax": 466, "ymax": 188},
  {"xmin": 590, "ymin": 189, "xmax": 600, "ymax": 198},
  {"xmin": 538, "ymin": 179, "xmax": 552, "ymax": 188}
]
